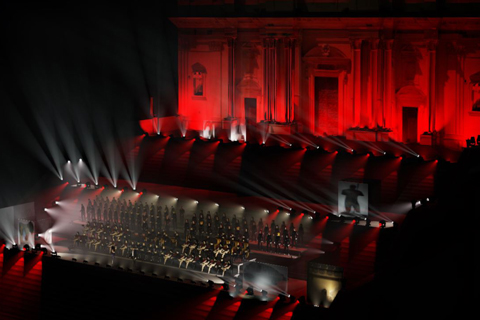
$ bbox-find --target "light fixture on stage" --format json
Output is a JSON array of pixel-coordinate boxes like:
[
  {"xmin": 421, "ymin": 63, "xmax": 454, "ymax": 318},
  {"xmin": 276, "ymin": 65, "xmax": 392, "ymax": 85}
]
[
  {"xmin": 152, "ymin": 273, "xmax": 157, "ymax": 277},
  {"xmin": 94, "ymin": 262, "xmax": 100, "ymax": 266},
  {"xmin": 278, "ymin": 293, "xmax": 287, "ymax": 302},
  {"xmin": 72, "ymin": 258, "xmax": 77, "ymax": 262},
  {"xmin": 222, "ymin": 281, "xmax": 230, "ymax": 291},
  {"xmin": 177, "ymin": 278, "xmax": 183, "ymax": 282},
  {"xmin": 23, "ymin": 244, "xmax": 30, "ymax": 251},
  {"xmin": 379, "ymin": 220, "xmax": 386, "ymax": 228},
  {"xmin": 79, "ymin": 158, "xmax": 82, "ymax": 162},
  {"xmin": 207, "ymin": 280, "xmax": 214, "ymax": 289},
  {"xmin": 127, "ymin": 268, "xmax": 133, "ymax": 272},
  {"xmin": 83, "ymin": 260, "xmax": 88, "ymax": 264},
  {"xmin": 365, "ymin": 218, "xmax": 371, "ymax": 227},
  {"xmin": 290, "ymin": 295, "xmax": 297, "ymax": 303},
  {"xmin": 174, "ymin": 197, "xmax": 178, "ymax": 201},
  {"xmin": 55, "ymin": 201, "xmax": 59, "ymax": 205},
  {"xmin": 118, "ymin": 267, "xmax": 124, "ymax": 271},
  {"xmin": 44, "ymin": 208, "xmax": 47, "ymax": 211},
  {"xmin": 246, "ymin": 287, "xmax": 254, "ymax": 295},
  {"xmin": 86, "ymin": 182, "xmax": 91, "ymax": 188},
  {"xmin": 354, "ymin": 218, "xmax": 360, "ymax": 225},
  {"xmin": 194, "ymin": 200, "xmax": 199, "ymax": 204},
  {"xmin": 106, "ymin": 264, "xmax": 112, "ymax": 268},
  {"xmin": 67, "ymin": 160, "xmax": 71, "ymax": 163},
  {"xmin": 261, "ymin": 290, "xmax": 268, "ymax": 298},
  {"xmin": 317, "ymin": 146, "xmax": 320, "ymax": 149},
  {"xmin": 264, "ymin": 209, "xmax": 269, "ymax": 213},
  {"xmin": 215, "ymin": 203, "xmax": 219, "ymax": 207}
]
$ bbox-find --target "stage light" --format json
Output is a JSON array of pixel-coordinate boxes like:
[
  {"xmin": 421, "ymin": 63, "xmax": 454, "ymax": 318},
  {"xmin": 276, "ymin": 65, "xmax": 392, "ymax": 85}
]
[
  {"xmin": 289, "ymin": 144, "xmax": 292, "ymax": 146},
  {"xmin": 177, "ymin": 278, "xmax": 183, "ymax": 282},
  {"xmin": 79, "ymin": 158, "xmax": 82, "ymax": 162},
  {"xmin": 55, "ymin": 201, "xmax": 59, "ymax": 204},
  {"xmin": 264, "ymin": 209, "xmax": 269, "ymax": 213},
  {"xmin": 118, "ymin": 267, "xmax": 124, "ymax": 271},
  {"xmin": 72, "ymin": 258, "xmax": 77, "ymax": 262},
  {"xmin": 215, "ymin": 203, "xmax": 219, "ymax": 206},
  {"xmin": 194, "ymin": 200, "xmax": 199, "ymax": 204},
  {"xmin": 207, "ymin": 280, "xmax": 214, "ymax": 289},
  {"xmin": 316, "ymin": 146, "xmax": 320, "ymax": 149},
  {"xmin": 44, "ymin": 208, "xmax": 47, "ymax": 211},
  {"xmin": 261, "ymin": 290, "xmax": 268, "ymax": 297},
  {"xmin": 83, "ymin": 260, "xmax": 88, "ymax": 264},
  {"xmin": 152, "ymin": 273, "xmax": 158, "ymax": 277},
  {"xmin": 384, "ymin": 152, "xmax": 386, "ymax": 155},
  {"xmin": 241, "ymin": 206, "xmax": 245, "ymax": 210},
  {"xmin": 174, "ymin": 198, "xmax": 178, "ymax": 201},
  {"xmin": 365, "ymin": 218, "xmax": 371, "ymax": 227},
  {"xmin": 67, "ymin": 160, "xmax": 71, "ymax": 163},
  {"xmin": 223, "ymin": 281, "xmax": 230, "ymax": 291},
  {"xmin": 290, "ymin": 295, "xmax": 297, "ymax": 303},
  {"xmin": 23, "ymin": 244, "xmax": 30, "ymax": 251},
  {"xmin": 106, "ymin": 264, "xmax": 112, "ymax": 268},
  {"xmin": 426, "ymin": 198, "xmax": 429, "ymax": 202},
  {"xmin": 133, "ymin": 187, "xmax": 136, "ymax": 191},
  {"xmin": 60, "ymin": 177, "xmax": 63, "ymax": 181},
  {"xmin": 94, "ymin": 262, "xmax": 100, "ymax": 266},
  {"xmin": 379, "ymin": 220, "xmax": 386, "ymax": 228},
  {"xmin": 246, "ymin": 287, "xmax": 254, "ymax": 295}
]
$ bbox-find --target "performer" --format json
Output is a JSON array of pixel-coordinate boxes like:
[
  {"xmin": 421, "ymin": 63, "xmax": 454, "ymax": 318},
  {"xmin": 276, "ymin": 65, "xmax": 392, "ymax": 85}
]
[
  {"xmin": 80, "ymin": 204, "xmax": 86, "ymax": 222},
  {"xmin": 341, "ymin": 184, "xmax": 364, "ymax": 213},
  {"xmin": 110, "ymin": 244, "xmax": 116, "ymax": 264},
  {"xmin": 266, "ymin": 233, "xmax": 272, "ymax": 251},
  {"xmin": 257, "ymin": 230, "xmax": 263, "ymax": 250}
]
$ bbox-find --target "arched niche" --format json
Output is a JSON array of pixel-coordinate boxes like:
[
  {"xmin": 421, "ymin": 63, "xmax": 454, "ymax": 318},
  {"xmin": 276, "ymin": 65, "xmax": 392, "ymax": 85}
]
[
  {"xmin": 303, "ymin": 44, "xmax": 351, "ymax": 135},
  {"xmin": 395, "ymin": 86, "xmax": 428, "ymax": 143}
]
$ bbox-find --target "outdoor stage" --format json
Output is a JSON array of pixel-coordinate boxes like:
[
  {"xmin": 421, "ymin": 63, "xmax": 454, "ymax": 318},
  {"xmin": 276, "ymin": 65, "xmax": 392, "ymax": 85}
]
[{"xmin": 34, "ymin": 176, "xmax": 403, "ymax": 296}]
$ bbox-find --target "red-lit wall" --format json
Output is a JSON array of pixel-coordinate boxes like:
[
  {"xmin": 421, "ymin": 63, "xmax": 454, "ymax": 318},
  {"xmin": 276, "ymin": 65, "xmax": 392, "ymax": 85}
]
[{"xmin": 169, "ymin": 17, "xmax": 480, "ymax": 149}]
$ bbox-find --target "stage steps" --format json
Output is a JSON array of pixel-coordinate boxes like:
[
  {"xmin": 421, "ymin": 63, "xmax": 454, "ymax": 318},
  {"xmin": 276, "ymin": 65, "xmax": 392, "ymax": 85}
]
[{"xmin": 0, "ymin": 254, "xmax": 42, "ymax": 320}]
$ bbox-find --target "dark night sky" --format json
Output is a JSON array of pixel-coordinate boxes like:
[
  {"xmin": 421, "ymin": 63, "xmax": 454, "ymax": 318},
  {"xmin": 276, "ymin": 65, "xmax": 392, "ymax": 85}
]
[{"xmin": 0, "ymin": 1, "xmax": 178, "ymax": 207}]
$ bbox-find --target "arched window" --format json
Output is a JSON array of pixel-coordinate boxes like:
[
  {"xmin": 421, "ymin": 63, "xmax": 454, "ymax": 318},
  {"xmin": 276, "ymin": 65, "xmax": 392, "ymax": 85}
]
[{"xmin": 192, "ymin": 63, "xmax": 207, "ymax": 98}]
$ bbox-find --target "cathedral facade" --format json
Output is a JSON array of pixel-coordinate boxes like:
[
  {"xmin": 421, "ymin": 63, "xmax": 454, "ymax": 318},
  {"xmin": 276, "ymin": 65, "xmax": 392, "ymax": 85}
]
[{"xmin": 170, "ymin": 15, "xmax": 480, "ymax": 149}]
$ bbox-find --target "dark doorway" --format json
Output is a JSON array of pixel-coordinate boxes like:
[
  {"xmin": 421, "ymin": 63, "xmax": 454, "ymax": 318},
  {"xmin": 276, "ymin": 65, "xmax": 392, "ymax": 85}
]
[
  {"xmin": 315, "ymin": 77, "xmax": 338, "ymax": 135},
  {"xmin": 402, "ymin": 107, "xmax": 418, "ymax": 144},
  {"xmin": 245, "ymin": 98, "xmax": 257, "ymax": 142}
]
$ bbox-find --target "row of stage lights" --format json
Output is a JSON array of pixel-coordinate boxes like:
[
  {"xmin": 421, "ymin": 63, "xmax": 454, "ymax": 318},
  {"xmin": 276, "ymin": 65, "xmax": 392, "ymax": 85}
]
[{"xmin": 149, "ymin": 133, "xmax": 428, "ymax": 159}]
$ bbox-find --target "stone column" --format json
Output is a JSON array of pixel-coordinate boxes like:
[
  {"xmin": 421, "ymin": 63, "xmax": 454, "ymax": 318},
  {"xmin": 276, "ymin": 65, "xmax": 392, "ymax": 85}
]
[
  {"xmin": 427, "ymin": 40, "xmax": 437, "ymax": 132},
  {"xmin": 384, "ymin": 40, "xmax": 394, "ymax": 129},
  {"xmin": 352, "ymin": 39, "xmax": 363, "ymax": 127},
  {"xmin": 284, "ymin": 38, "xmax": 295, "ymax": 123},
  {"xmin": 227, "ymin": 37, "xmax": 236, "ymax": 118},
  {"xmin": 370, "ymin": 39, "xmax": 380, "ymax": 127}
]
